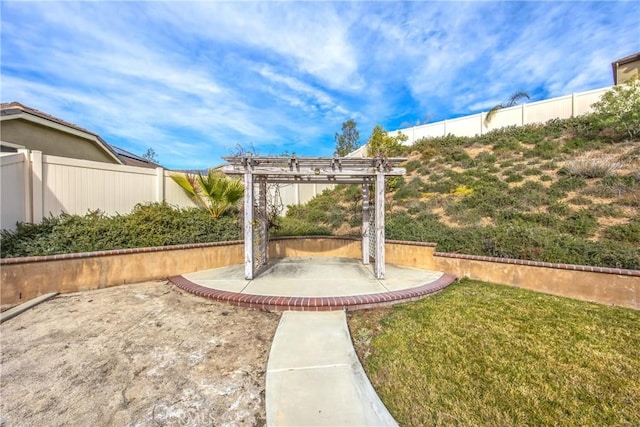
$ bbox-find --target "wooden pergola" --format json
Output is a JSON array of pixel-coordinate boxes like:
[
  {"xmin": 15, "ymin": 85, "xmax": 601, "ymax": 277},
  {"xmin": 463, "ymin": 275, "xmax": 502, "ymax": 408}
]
[{"xmin": 222, "ymin": 155, "xmax": 406, "ymax": 280}]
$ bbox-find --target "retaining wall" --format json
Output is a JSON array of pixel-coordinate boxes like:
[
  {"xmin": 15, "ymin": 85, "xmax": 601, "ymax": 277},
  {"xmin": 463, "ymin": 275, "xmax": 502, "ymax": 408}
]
[{"xmin": 1, "ymin": 237, "xmax": 638, "ymax": 309}]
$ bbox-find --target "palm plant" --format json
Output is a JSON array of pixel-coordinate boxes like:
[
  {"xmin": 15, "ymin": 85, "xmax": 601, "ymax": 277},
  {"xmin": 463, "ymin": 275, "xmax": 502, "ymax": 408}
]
[
  {"xmin": 484, "ymin": 91, "xmax": 530, "ymax": 126},
  {"xmin": 171, "ymin": 170, "xmax": 244, "ymax": 219}
]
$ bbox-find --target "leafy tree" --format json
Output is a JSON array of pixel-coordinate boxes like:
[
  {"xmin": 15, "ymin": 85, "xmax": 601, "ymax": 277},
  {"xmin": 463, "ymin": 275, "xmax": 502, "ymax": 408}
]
[
  {"xmin": 591, "ymin": 76, "xmax": 640, "ymax": 140},
  {"xmin": 484, "ymin": 91, "xmax": 530, "ymax": 126},
  {"xmin": 367, "ymin": 125, "xmax": 408, "ymax": 156},
  {"xmin": 142, "ymin": 148, "xmax": 158, "ymax": 163},
  {"xmin": 171, "ymin": 170, "xmax": 244, "ymax": 219},
  {"xmin": 334, "ymin": 119, "xmax": 361, "ymax": 156}
]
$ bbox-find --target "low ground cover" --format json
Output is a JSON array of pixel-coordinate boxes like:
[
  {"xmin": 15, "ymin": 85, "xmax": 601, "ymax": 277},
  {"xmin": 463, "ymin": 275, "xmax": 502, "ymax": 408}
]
[
  {"xmin": 348, "ymin": 280, "xmax": 640, "ymax": 426},
  {"xmin": 280, "ymin": 115, "xmax": 640, "ymax": 269}
]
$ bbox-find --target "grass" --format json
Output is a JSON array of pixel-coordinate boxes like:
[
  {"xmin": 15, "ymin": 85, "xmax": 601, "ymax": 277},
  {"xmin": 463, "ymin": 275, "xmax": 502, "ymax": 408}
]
[{"xmin": 348, "ymin": 280, "xmax": 640, "ymax": 426}]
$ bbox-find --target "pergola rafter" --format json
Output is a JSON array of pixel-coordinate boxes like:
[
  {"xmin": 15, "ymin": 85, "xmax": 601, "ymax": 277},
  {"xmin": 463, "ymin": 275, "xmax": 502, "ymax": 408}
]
[{"xmin": 223, "ymin": 155, "xmax": 406, "ymax": 280}]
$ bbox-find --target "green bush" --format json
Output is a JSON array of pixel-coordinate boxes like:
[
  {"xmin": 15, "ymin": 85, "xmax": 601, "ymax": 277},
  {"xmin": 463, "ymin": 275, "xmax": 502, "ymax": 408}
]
[
  {"xmin": 0, "ymin": 203, "xmax": 240, "ymax": 258},
  {"xmin": 403, "ymin": 159, "xmax": 422, "ymax": 173},
  {"xmin": 559, "ymin": 210, "xmax": 598, "ymax": 237},
  {"xmin": 603, "ymin": 221, "xmax": 640, "ymax": 244},
  {"xmin": 271, "ymin": 217, "xmax": 332, "ymax": 237}
]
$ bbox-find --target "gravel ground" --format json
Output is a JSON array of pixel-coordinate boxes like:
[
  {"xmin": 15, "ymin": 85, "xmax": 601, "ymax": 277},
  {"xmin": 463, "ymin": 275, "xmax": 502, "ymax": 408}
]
[{"xmin": 0, "ymin": 281, "xmax": 280, "ymax": 426}]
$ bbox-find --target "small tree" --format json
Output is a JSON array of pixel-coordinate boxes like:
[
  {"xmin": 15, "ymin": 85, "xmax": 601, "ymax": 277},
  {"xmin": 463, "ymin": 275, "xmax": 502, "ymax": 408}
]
[
  {"xmin": 591, "ymin": 76, "xmax": 640, "ymax": 140},
  {"xmin": 367, "ymin": 125, "xmax": 407, "ymax": 156},
  {"xmin": 484, "ymin": 91, "xmax": 530, "ymax": 126},
  {"xmin": 142, "ymin": 148, "xmax": 158, "ymax": 163},
  {"xmin": 171, "ymin": 170, "xmax": 244, "ymax": 219},
  {"xmin": 334, "ymin": 119, "xmax": 361, "ymax": 156}
]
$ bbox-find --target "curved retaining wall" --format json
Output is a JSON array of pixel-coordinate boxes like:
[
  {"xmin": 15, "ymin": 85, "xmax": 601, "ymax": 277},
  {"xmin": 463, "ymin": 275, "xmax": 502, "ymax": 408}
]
[{"xmin": 1, "ymin": 236, "xmax": 638, "ymax": 309}]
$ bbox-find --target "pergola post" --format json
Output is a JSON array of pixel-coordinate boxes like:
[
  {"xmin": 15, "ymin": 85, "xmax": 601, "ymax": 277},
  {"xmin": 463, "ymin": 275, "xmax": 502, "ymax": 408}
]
[
  {"xmin": 258, "ymin": 179, "xmax": 268, "ymax": 267},
  {"xmin": 244, "ymin": 171, "xmax": 254, "ymax": 280},
  {"xmin": 374, "ymin": 172, "xmax": 385, "ymax": 279},
  {"xmin": 362, "ymin": 183, "xmax": 370, "ymax": 265}
]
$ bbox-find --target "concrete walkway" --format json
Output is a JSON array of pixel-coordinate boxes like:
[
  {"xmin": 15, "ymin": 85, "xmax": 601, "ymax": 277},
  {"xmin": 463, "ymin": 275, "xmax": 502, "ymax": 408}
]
[
  {"xmin": 172, "ymin": 257, "xmax": 456, "ymax": 424},
  {"xmin": 266, "ymin": 310, "xmax": 398, "ymax": 426}
]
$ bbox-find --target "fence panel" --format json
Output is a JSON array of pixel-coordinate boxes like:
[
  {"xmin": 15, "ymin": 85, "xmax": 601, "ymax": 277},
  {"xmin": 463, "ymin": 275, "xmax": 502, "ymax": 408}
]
[
  {"xmin": 41, "ymin": 155, "xmax": 159, "ymax": 217},
  {"xmin": 445, "ymin": 114, "xmax": 483, "ymax": 137},
  {"xmin": 574, "ymin": 87, "xmax": 609, "ymax": 115},
  {"xmin": 163, "ymin": 172, "xmax": 198, "ymax": 208},
  {"xmin": 524, "ymin": 95, "xmax": 573, "ymax": 124},
  {"xmin": 1, "ymin": 152, "xmax": 27, "ymax": 230}
]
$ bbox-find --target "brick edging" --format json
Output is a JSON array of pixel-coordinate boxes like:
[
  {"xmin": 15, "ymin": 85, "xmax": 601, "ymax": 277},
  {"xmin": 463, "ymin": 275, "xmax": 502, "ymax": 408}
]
[
  {"xmin": 169, "ymin": 273, "xmax": 457, "ymax": 311},
  {"xmin": 0, "ymin": 240, "xmax": 243, "ymax": 265},
  {"xmin": 434, "ymin": 252, "xmax": 640, "ymax": 277}
]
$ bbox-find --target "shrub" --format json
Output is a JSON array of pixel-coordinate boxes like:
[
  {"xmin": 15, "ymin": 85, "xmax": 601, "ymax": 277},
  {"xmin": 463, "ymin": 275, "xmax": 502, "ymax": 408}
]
[
  {"xmin": 591, "ymin": 76, "xmax": 640, "ymax": 140},
  {"xmin": 560, "ymin": 155, "xmax": 624, "ymax": 178},
  {"xmin": 559, "ymin": 210, "xmax": 598, "ymax": 237},
  {"xmin": 403, "ymin": 159, "xmax": 422, "ymax": 173},
  {"xmin": 550, "ymin": 176, "xmax": 588, "ymax": 195},
  {"xmin": 603, "ymin": 221, "xmax": 640, "ymax": 244},
  {"xmin": 271, "ymin": 217, "xmax": 332, "ymax": 237},
  {"xmin": 567, "ymin": 196, "xmax": 593, "ymax": 206},
  {"xmin": 394, "ymin": 177, "xmax": 425, "ymax": 201},
  {"xmin": 0, "ymin": 203, "xmax": 241, "ymax": 258},
  {"xmin": 505, "ymin": 173, "xmax": 524, "ymax": 183}
]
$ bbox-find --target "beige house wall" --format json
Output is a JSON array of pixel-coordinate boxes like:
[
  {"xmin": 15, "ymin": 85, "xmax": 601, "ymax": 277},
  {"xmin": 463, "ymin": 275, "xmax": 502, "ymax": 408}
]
[
  {"xmin": 0, "ymin": 119, "xmax": 117, "ymax": 164},
  {"xmin": 615, "ymin": 59, "xmax": 640, "ymax": 85}
]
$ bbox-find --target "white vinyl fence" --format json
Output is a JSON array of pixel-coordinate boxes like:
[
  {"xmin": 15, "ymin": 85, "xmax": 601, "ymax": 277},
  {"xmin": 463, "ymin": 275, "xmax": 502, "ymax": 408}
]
[
  {"xmin": 1, "ymin": 149, "xmax": 197, "ymax": 231},
  {"xmin": 381, "ymin": 86, "xmax": 610, "ymax": 147},
  {"xmin": 0, "ymin": 149, "xmax": 335, "ymax": 231}
]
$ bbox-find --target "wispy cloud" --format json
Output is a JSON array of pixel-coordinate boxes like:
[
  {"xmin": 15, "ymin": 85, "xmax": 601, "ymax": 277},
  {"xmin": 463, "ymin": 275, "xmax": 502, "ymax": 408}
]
[{"xmin": 1, "ymin": 1, "xmax": 637, "ymax": 169}]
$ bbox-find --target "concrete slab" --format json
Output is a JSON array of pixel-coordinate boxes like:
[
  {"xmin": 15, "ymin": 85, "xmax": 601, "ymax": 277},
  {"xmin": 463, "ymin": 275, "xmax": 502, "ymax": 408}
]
[
  {"xmin": 184, "ymin": 257, "xmax": 445, "ymax": 298},
  {"xmin": 266, "ymin": 311, "xmax": 397, "ymax": 427}
]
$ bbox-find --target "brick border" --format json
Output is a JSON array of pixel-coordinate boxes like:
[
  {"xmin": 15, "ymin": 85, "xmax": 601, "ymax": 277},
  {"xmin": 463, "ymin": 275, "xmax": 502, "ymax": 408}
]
[
  {"xmin": 434, "ymin": 252, "xmax": 640, "ymax": 277},
  {"xmin": 168, "ymin": 273, "xmax": 457, "ymax": 312}
]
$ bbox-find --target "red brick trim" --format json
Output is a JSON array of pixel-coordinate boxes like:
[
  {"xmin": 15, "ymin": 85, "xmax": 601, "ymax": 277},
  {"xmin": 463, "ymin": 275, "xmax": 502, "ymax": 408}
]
[
  {"xmin": 168, "ymin": 273, "xmax": 457, "ymax": 312},
  {"xmin": 387, "ymin": 240, "xmax": 437, "ymax": 247},
  {"xmin": 0, "ymin": 240, "xmax": 243, "ymax": 265},
  {"xmin": 434, "ymin": 252, "xmax": 640, "ymax": 277}
]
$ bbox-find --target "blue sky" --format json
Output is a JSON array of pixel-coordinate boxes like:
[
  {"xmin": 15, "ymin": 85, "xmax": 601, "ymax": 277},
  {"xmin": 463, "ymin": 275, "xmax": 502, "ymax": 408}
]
[{"xmin": 1, "ymin": 1, "xmax": 638, "ymax": 169}]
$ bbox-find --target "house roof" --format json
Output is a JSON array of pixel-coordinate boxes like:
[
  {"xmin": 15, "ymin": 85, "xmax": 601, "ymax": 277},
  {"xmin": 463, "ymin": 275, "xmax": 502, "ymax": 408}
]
[
  {"xmin": 0, "ymin": 101, "xmax": 123, "ymax": 164},
  {"xmin": 111, "ymin": 145, "xmax": 161, "ymax": 169},
  {"xmin": 611, "ymin": 52, "xmax": 640, "ymax": 85},
  {"xmin": 0, "ymin": 102, "xmax": 160, "ymax": 168}
]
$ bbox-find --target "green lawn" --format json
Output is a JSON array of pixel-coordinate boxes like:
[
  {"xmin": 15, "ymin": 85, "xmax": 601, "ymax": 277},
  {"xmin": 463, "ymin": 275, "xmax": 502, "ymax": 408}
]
[{"xmin": 348, "ymin": 280, "xmax": 640, "ymax": 426}]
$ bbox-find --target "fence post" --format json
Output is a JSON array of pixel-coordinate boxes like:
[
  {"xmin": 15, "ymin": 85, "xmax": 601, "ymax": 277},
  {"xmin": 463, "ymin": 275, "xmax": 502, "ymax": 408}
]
[
  {"xmin": 17, "ymin": 149, "xmax": 32, "ymax": 223},
  {"xmin": 571, "ymin": 92, "xmax": 577, "ymax": 117},
  {"xmin": 29, "ymin": 150, "xmax": 44, "ymax": 223},
  {"xmin": 156, "ymin": 167, "xmax": 165, "ymax": 202}
]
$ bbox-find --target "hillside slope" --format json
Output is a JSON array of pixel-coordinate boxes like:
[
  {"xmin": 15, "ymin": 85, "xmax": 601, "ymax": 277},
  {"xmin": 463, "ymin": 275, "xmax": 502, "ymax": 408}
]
[{"xmin": 278, "ymin": 117, "xmax": 640, "ymax": 269}]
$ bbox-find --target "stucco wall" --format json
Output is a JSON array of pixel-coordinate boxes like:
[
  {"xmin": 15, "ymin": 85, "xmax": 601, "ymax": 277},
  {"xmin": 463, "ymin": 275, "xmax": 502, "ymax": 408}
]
[
  {"xmin": 1, "ymin": 242, "xmax": 243, "ymax": 304},
  {"xmin": 0, "ymin": 119, "xmax": 117, "ymax": 163},
  {"xmin": 433, "ymin": 253, "xmax": 639, "ymax": 309},
  {"xmin": 269, "ymin": 236, "xmax": 361, "ymax": 259},
  {"xmin": 1, "ymin": 238, "xmax": 638, "ymax": 310}
]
